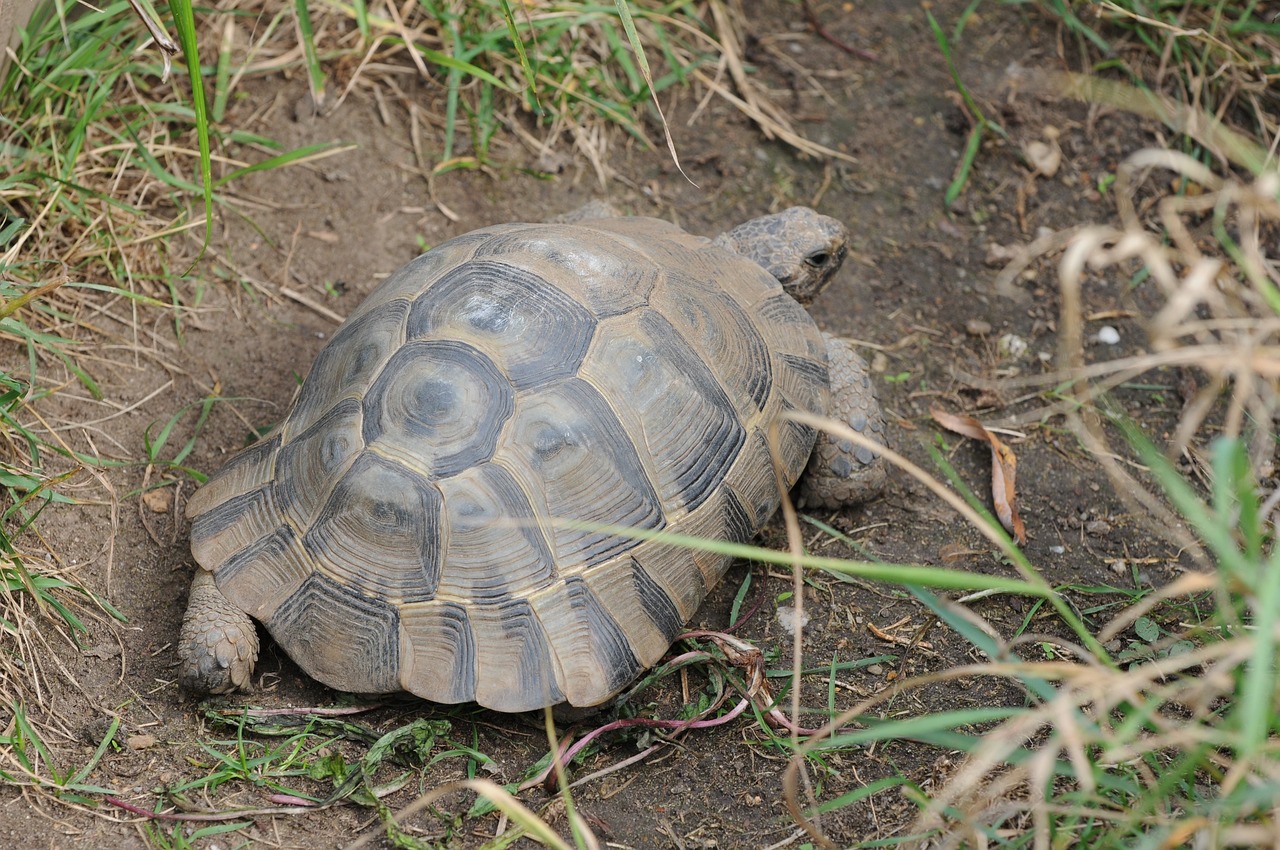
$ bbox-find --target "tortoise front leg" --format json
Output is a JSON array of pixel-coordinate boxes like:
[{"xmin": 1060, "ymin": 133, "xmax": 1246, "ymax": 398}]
[
  {"xmin": 798, "ymin": 333, "xmax": 888, "ymax": 509},
  {"xmin": 177, "ymin": 569, "xmax": 259, "ymax": 693}
]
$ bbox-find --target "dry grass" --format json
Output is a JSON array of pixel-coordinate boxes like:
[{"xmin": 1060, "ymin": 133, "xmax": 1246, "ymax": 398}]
[
  {"xmin": 0, "ymin": 0, "xmax": 847, "ymax": 817},
  {"xmin": 989, "ymin": 128, "xmax": 1280, "ymax": 561},
  {"xmin": 1055, "ymin": 148, "xmax": 1279, "ymax": 562},
  {"xmin": 188, "ymin": 0, "xmax": 852, "ymax": 187},
  {"xmin": 5, "ymin": 1, "xmax": 1278, "ymax": 845},
  {"xmin": 780, "ymin": 109, "xmax": 1280, "ymax": 850},
  {"xmin": 0, "ymin": 1, "xmax": 196, "ymax": 730},
  {"xmin": 773, "ymin": 8, "xmax": 1280, "ymax": 840},
  {"xmin": 1044, "ymin": 1, "xmax": 1280, "ymax": 161}
]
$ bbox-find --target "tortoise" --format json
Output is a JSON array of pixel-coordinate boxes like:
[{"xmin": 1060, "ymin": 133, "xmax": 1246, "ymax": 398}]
[{"xmin": 178, "ymin": 204, "xmax": 887, "ymax": 712}]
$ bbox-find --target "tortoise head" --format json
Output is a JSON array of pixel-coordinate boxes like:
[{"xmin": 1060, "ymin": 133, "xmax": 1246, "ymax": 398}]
[{"xmin": 714, "ymin": 206, "xmax": 849, "ymax": 306}]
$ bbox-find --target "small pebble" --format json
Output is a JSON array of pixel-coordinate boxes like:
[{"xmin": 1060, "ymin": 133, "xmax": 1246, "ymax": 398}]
[
  {"xmin": 776, "ymin": 606, "xmax": 809, "ymax": 635},
  {"xmin": 141, "ymin": 489, "xmax": 171, "ymax": 514},
  {"xmin": 965, "ymin": 319, "xmax": 992, "ymax": 336},
  {"xmin": 998, "ymin": 333, "xmax": 1028, "ymax": 359},
  {"xmin": 1086, "ymin": 520, "xmax": 1112, "ymax": 536},
  {"xmin": 984, "ymin": 242, "xmax": 1018, "ymax": 267},
  {"xmin": 126, "ymin": 734, "xmax": 157, "ymax": 751},
  {"xmin": 1096, "ymin": 325, "xmax": 1121, "ymax": 345},
  {"xmin": 1049, "ymin": 545, "xmax": 1065, "ymax": 555},
  {"xmin": 866, "ymin": 664, "xmax": 884, "ymax": 676},
  {"xmin": 1024, "ymin": 139, "xmax": 1062, "ymax": 177}
]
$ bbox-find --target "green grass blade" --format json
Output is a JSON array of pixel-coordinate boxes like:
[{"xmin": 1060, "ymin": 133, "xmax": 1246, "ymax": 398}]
[
  {"xmin": 815, "ymin": 707, "xmax": 1022, "ymax": 751},
  {"xmin": 926, "ymin": 10, "xmax": 984, "ymax": 126},
  {"xmin": 497, "ymin": 0, "xmax": 539, "ymax": 113},
  {"xmin": 415, "ymin": 45, "xmax": 510, "ymax": 91},
  {"xmin": 68, "ymin": 717, "xmax": 121, "ymax": 786},
  {"xmin": 213, "ymin": 141, "xmax": 351, "ymax": 187},
  {"xmin": 352, "ymin": 0, "xmax": 368, "ymax": 42},
  {"xmin": 946, "ymin": 122, "xmax": 984, "ymax": 207},
  {"xmin": 810, "ymin": 773, "xmax": 916, "ymax": 817},
  {"xmin": 167, "ymin": 0, "xmax": 214, "ymax": 260},
  {"xmin": 294, "ymin": 0, "xmax": 325, "ymax": 108},
  {"xmin": 1114, "ymin": 417, "xmax": 1252, "ymax": 578},
  {"xmin": 613, "ymin": 0, "xmax": 688, "ymax": 180}
]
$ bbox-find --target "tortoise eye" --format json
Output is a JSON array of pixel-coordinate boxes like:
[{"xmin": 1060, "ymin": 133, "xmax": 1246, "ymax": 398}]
[{"xmin": 805, "ymin": 251, "xmax": 830, "ymax": 268}]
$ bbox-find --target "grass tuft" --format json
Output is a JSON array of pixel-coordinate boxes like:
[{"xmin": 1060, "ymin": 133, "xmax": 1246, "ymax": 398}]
[
  {"xmin": 241, "ymin": 0, "xmax": 852, "ymax": 178},
  {"xmin": 1036, "ymin": 0, "xmax": 1280, "ymax": 159},
  {"xmin": 780, "ymin": 56, "xmax": 1280, "ymax": 839}
]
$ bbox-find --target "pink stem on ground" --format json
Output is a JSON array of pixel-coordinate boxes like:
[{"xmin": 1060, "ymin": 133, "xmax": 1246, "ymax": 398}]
[
  {"xmin": 763, "ymin": 707, "xmax": 828, "ymax": 737},
  {"xmin": 722, "ymin": 595, "xmax": 768, "ymax": 633},
  {"xmin": 520, "ymin": 697, "xmax": 749, "ymax": 791},
  {"xmin": 801, "ymin": 0, "xmax": 879, "ymax": 61},
  {"xmin": 266, "ymin": 794, "xmax": 318, "ymax": 807}
]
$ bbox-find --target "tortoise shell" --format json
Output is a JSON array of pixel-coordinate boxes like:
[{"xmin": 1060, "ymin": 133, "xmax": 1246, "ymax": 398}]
[{"xmin": 186, "ymin": 215, "xmax": 830, "ymax": 711}]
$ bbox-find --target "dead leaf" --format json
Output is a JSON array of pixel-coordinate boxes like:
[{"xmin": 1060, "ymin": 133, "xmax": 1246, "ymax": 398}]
[
  {"xmin": 930, "ymin": 406, "xmax": 1028, "ymax": 544},
  {"xmin": 938, "ymin": 542, "xmax": 982, "ymax": 563},
  {"xmin": 141, "ymin": 488, "xmax": 171, "ymax": 514},
  {"xmin": 1085, "ymin": 309, "xmax": 1138, "ymax": 321}
]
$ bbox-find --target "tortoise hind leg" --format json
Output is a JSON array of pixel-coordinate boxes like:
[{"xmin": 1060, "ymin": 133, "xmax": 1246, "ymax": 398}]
[
  {"xmin": 797, "ymin": 333, "xmax": 888, "ymax": 509},
  {"xmin": 177, "ymin": 569, "xmax": 259, "ymax": 693}
]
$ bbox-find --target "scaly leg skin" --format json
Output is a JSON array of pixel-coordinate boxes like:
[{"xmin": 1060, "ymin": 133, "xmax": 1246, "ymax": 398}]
[
  {"xmin": 177, "ymin": 569, "xmax": 259, "ymax": 694},
  {"xmin": 798, "ymin": 333, "xmax": 889, "ymax": 509}
]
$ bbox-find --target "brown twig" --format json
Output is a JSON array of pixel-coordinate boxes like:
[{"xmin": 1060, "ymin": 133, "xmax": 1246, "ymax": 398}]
[{"xmin": 801, "ymin": 0, "xmax": 878, "ymax": 62}]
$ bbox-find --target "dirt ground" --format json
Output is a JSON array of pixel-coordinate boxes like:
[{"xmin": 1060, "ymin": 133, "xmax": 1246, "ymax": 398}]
[{"xmin": 2, "ymin": 1, "xmax": 1200, "ymax": 847}]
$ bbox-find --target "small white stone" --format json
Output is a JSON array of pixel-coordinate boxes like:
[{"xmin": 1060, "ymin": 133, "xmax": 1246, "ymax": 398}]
[
  {"xmin": 1050, "ymin": 545, "xmax": 1065, "ymax": 555},
  {"xmin": 1024, "ymin": 140, "xmax": 1061, "ymax": 177},
  {"xmin": 998, "ymin": 333, "xmax": 1028, "ymax": 359},
  {"xmin": 776, "ymin": 606, "xmax": 809, "ymax": 635},
  {"xmin": 1096, "ymin": 325, "xmax": 1121, "ymax": 345}
]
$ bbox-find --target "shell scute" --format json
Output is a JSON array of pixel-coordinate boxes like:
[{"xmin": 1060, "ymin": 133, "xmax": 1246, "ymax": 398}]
[
  {"xmin": 579, "ymin": 309, "xmax": 746, "ymax": 515},
  {"xmin": 301, "ymin": 452, "xmax": 443, "ymax": 603},
  {"xmin": 497, "ymin": 377, "xmax": 667, "ymax": 573},
  {"xmin": 468, "ymin": 597, "xmax": 564, "ymax": 712},
  {"xmin": 273, "ymin": 398, "xmax": 362, "ymax": 531},
  {"xmin": 434, "ymin": 463, "xmax": 557, "ymax": 603},
  {"xmin": 362, "ymin": 339, "xmax": 514, "ymax": 479},
  {"xmin": 472, "ymin": 223, "xmax": 658, "ymax": 317},
  {"xmin": 406, "ymin": 259, "xmax": 597, "ymax": 388},
  {"xmin": 267, "ymin": 572, "xmax": 401, "ymax": 693},
  {"xmin": 287, "ymin": 300, "xmax": 409, "ymax": 439},
  {"xmin": 531, "ymin": 576, "xmax": 640, "ymax": 707},
  {"xmin": 399, "ymin": 599, "xmax": 476, "ymax": 703}
]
